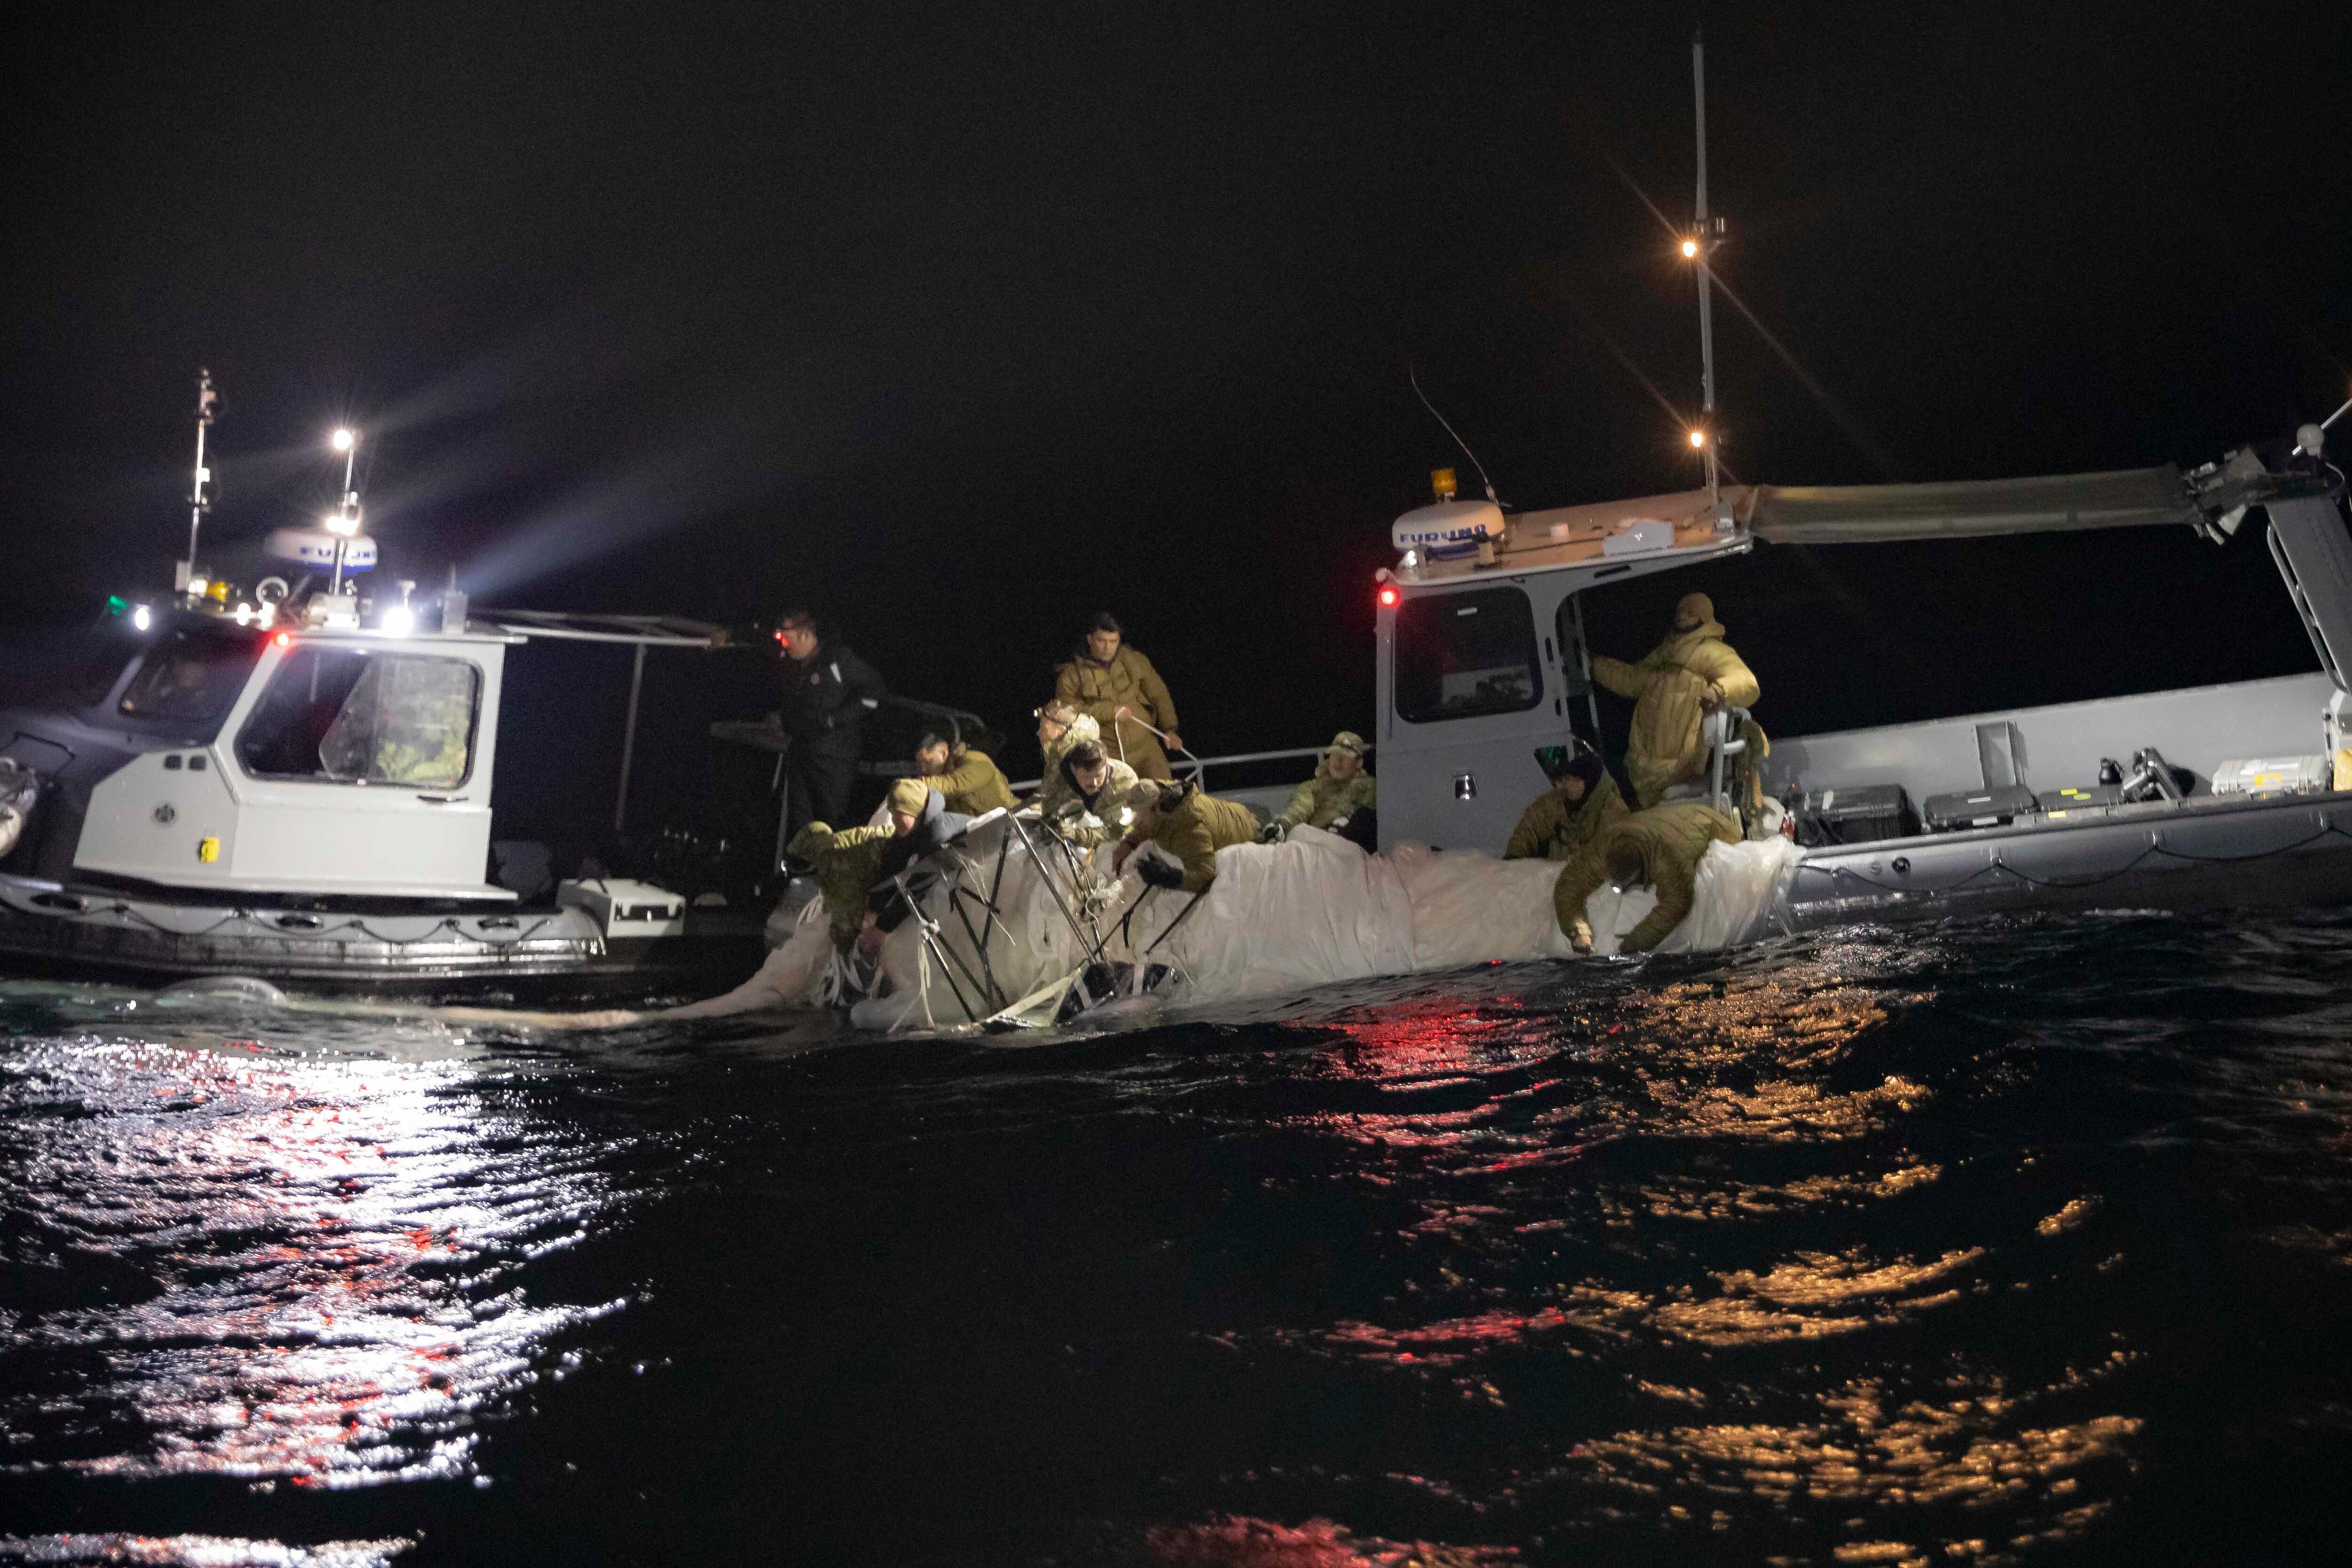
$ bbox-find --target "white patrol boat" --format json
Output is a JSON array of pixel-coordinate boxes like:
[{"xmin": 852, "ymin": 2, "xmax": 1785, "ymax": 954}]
[
  {"xmin": 1342, "ymin": 27, "xmax": 2352, "ymax": 928},
  {"xmin": 1359, "ymin": 431, "xmax": 2352, "ymax": 928},
  {"xmin": 0, "ymin": 378, "xmax": 770, "ymax": 997}
]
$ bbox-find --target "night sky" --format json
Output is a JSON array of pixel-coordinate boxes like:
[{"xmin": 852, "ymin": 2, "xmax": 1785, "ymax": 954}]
[{"xmin": 6, "ymin": 4, "xmax": 2348, "ymax": 850}]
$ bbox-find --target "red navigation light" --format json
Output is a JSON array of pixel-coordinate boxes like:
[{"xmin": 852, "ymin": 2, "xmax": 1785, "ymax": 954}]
[
  {"xmin": 1377, "ymin": 586, "xmax": 1400, "ymax": 608},
  {"xmin": 272, "ymin": 630, "xmax": 293, "ymax": 649}
]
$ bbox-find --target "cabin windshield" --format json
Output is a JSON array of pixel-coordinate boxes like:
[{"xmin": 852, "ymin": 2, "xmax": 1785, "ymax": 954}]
[
  {"xmin": 115, "ymin": 629, "xmax": 259, "ymax": 724},
  {"xmin": 1393, "ymin": 587, "xmax": 1543, "ymax": 723}
]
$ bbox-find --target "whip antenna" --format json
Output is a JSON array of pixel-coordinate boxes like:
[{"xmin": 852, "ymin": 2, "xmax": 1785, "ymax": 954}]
[
  {"xmin": 179, "ymin": 368, "xmax": 217, "ymax": 594},
  {"xmin": 1689, "ymin": 29, "xmax": 1728, "ymax": 528},
  {"xmin": 1409, "ymin": 369, "xmax": 1501, "ymax": 506}
]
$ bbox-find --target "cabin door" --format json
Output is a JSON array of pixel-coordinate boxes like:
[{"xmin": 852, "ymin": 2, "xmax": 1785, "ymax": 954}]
[
  {"xmin": 1379, "ymin": 582, "xmax": 1581, "ymax": 853},
  {"xmin": 218, "ymin": 644, "xmax": 498, "ymax": 896}
]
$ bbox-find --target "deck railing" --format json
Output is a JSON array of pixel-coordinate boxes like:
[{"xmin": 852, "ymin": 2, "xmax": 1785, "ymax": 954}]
[{"xmin": 1009, "ymin": 742, "xmax": 1367, "ymax": 793}]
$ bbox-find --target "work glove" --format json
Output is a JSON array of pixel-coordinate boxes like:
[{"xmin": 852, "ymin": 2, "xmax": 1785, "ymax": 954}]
[
  {"xmin": 1569, "ymin": 918, "xmax": 1594, "ymax": 955},
  {"xmin": 1257, "ymin": 820, "xmax": 1290, "ymax": 844},
  {"xmin": 1136, "ymin": 856, "xmax": 1186, "ymax": 890}
]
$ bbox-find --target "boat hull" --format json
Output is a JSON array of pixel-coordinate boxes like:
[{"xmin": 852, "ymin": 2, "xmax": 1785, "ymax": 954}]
[
  {"xmin": 0, "ymin": 874, "xmax": 764, "ymax": 1002},
  {"xmin": 1784, "ymin": 790, "xmax": 2352, "ymax": 929}
]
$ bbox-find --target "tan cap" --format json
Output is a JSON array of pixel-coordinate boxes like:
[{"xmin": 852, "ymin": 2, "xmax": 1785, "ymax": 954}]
[
  {"xmin": 1324, "ymin": 730, "xmax": 1366, "ymax": 756},
  {"xmin": 888, "ymin": 778, "xmax": 931, "ymax": 815},
  {"xmin": 1673, "ymin": 591, "xmax": 1716, "ymax": 630}
]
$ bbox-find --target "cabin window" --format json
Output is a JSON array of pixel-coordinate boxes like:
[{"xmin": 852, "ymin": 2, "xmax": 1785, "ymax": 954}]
[
  {"xmin": 1393, "ymin": 587, "xmax": 1543, "ymax": 722},
  {"xmin": 235, "ymin": 649, "xmax": 481, "ymax": 789},
  {"xmin": 114, "ymin": 630, "xmax": 258, "ymax": 723}
]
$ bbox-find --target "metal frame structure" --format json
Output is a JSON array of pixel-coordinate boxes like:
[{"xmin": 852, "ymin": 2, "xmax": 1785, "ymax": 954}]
[{"xmin": 475, "ymin": 610, "xmax": 731, "ymax": 834}]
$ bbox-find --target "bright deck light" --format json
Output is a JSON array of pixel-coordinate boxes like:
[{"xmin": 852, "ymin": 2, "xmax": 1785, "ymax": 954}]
[
  {"xmin": 324, "ymin": 510, "xmax": 359, "ymax": 537},
  {"xmin": 381, "ymin": 605, "xmax": 415, "ymax": 637},
  {"xmin": 331, "ymin": 428, "xmax": 357, "ymax": 453},
  {"xmin": 1680, "ymin": 237, "xmax": 1700, "ymax": 259},
  {"xmin": 1688, "ymin": 428, "xmax": 1708, "ymax": 449},
  {"xmin": 132, "ymin": 604, "xmax": 152, "ymax": 632}
]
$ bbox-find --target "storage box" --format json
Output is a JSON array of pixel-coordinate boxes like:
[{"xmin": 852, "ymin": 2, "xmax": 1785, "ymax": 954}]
[
  {"xmin": 557, "ymin": 877, "xmax": 686, "ymax": 938},
  {"xmin": 2040, "ymin": 783, "xmax": 2122, "ymax": 821},
  {"xmin": 2210, "ymin": 756, "xmax": 2330, "ymax": 798},
  {"xmin": 1921, "ymin": 784, "xmax": 2039, "ymax": 833},
  {"xmin": 1787, "ymin": 784, "xmax": 1918, "ymax": 847}
]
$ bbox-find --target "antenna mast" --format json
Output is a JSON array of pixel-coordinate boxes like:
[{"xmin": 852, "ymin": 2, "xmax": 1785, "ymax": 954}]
[
  {"xmin": 1692, "ymin": 31, "xmax": 1725, "ymax": 527},
  {"xmin": 179, "ymin": 369, "xmax": 216, "ymax": 593}
]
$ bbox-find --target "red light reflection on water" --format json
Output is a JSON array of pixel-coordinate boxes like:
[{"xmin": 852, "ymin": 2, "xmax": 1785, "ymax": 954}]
[
  {"xmin": 1145, "ymin": 1513, "xmax": 1517, "ymax": 1566},
  {"xmin": 1323, "ymin": 1306, "xmax": 1573, "ymax": 1368}
]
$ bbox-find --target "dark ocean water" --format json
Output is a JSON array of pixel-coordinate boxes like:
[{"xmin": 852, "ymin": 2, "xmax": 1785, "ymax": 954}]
[{"xmin": 4, "ymin": 910, "xmax": 2352, "ymax": 1567}]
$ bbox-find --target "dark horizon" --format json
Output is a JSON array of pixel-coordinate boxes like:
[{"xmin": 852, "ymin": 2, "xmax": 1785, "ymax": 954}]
[{"xmin": 7, "ymin": 5, "xmax": 2348, "ymax": 841}]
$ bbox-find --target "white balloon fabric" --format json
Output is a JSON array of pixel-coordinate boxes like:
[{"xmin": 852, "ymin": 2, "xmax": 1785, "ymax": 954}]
[{"xmin": 661, "ymin": 816, "xmax": 1803, "ymax": 1026}]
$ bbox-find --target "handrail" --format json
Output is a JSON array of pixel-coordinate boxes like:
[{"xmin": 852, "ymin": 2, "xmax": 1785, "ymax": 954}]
[
  {"xmin": 477, "ymin": 609, "xmax": 730, "ymax": 648},
  {"xmin": 884, "ymin": 695, "xmax": 989, "ymax": 735},
  {"xmin": 1705, "ymin": 704, "xmax": 1752, "ymax": 816},
  {"xmin": 1008, "ymin": 742, "xmax": 1369, "ymax": 793}
]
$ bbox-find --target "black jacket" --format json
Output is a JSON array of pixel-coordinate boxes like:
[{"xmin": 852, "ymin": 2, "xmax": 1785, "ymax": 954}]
[{"xmin": 778, "ymin": 643, "xmax": 888, "ymax": 759}]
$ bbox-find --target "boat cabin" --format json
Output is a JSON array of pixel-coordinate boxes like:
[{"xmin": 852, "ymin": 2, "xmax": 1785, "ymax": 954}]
[
  {"xmin": 1374, "ymin": 485, "xmax": 1749, "ymax": 850},
  {"xmin": 66, "ymin": 609, "xmax": 520, "ymax": 901},
  {"xmin": 1372, "ymin": 455, "xmax": 2352, "ymax": 867}
]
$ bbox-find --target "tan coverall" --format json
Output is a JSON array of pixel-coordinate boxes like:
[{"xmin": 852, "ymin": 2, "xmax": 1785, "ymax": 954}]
[
  {"xmin": 929, "ymin": 749, "xmax": 1017, "ymax": 816},
  {"xmin": 1056, "ymin": 646, "xmax": 1180, "ymax": 781},
  {"xmin": 1505, "ymin": 772, "xmax": 1631, "ymax": 862},
  {"xmin": 1591, "ymin": 594, "xmax": 1760, "ymax": 808},
  {"xmin": 1551, "ymin": 802, "xmax": 1740, "ymax": 955},
  {"xmin": 1139, "ymin": 792, "xmax": 1260, "ymax": 893}
]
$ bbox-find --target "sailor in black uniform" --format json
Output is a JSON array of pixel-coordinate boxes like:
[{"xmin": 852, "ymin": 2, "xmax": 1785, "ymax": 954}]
[{"xmin": 774, "ymin": 608, "xmax": 888, "ymax": 831}]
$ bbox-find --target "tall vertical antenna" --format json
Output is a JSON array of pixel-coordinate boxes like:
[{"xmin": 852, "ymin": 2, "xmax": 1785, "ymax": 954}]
[
  {"xmin": 1692, "ymin": 31, "xmax": 1725, "ymax": 527},
  {"xmin": 180, "ymin": 369, "xmax": 217, "ymax": 593}
]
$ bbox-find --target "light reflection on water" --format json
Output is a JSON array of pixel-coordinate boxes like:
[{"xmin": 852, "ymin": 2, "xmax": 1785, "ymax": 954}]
[
  {"xmin": 1205, "ymin": 934, "xmax": 2163, "ymax": 1562},
  {"xmin": 4, "ymin": 910, "xmax": 2352, "ymax": 1564},
  {"xmin": 0, "ymin": 1534, "xmax": 409, "ymax": 1567},
  {"xmin": 2, "ymin": 1029, "xmax": 624, "ymax": 1494}
]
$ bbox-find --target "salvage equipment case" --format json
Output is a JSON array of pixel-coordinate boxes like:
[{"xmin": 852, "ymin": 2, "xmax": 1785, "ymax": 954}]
[
  {"xmin": 1921, "ymin": 784, "xmax": 2040, "ymax": 833},
  {"xmin": 1787, "ymin": 784, "xmax": 1918, "ymax": 847},
  {"xmin": 2211, "ymin": 756, "xmax": 2331, "ymax": 798},
  {"xmin": 2041, "ymin": 784, "xmax": 2123, "ymax": 821}
]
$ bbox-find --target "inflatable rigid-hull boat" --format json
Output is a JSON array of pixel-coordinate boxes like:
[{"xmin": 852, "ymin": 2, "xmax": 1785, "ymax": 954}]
[{"xmin": 0, "ymin": 871, "xmax": 766, "ymax": 1000}]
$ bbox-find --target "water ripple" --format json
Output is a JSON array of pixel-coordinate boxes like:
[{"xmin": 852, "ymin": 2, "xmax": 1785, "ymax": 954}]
[{"xmin": 2, "ymin": 1036, "xmax": 627, "ymax": 1489}]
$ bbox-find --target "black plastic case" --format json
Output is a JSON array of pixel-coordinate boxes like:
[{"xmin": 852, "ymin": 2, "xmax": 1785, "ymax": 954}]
[
  {"xmin": 2040, "ymin": 783, "xmax": 2123, "ymax": 821},
  {"xmin": 1788, "ymin": 784, "xmax": 1919, "ymax": 847},
  {"xmin": 1921, "ymin": 784, "xmax": 2039, "ymax": 832}
]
